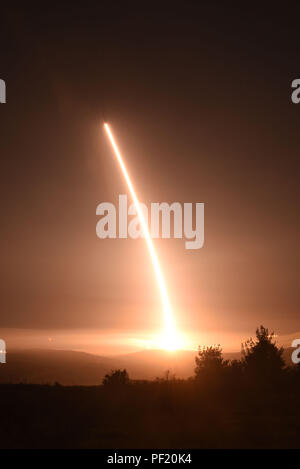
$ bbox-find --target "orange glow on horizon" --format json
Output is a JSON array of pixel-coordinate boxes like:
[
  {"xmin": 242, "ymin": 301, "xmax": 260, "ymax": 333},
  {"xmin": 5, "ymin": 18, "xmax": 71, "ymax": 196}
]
[{"xmin": 104, "ymin": 122, "xmax": 181, "ymax": 351}]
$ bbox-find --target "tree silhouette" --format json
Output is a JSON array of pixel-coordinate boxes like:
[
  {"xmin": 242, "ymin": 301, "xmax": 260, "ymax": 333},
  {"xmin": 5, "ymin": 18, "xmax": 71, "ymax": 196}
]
[
  {"xmin": 242, "ymin": 325, "xmax": 284, "ymax": 382},
  {"xmin": 195, "ymin": 344, "xmax": 229, "ymax": 380},
  {"xmin": 102, "ymin": 369, "xmax": 130, "ymax": 386}
]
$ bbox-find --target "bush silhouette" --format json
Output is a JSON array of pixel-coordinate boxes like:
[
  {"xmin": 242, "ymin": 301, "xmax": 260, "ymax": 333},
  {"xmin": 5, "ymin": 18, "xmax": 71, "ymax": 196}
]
[
  {"xmin": 195, "ymin": 344, "xmax": 229, "ymax": 383},
  {"xmin": 102, "ymin": 369, "xmax": 130, "ymax": 386},
  {"xmin": 242, "ymin": 325, "xmax": 284, "ymax": 382}
]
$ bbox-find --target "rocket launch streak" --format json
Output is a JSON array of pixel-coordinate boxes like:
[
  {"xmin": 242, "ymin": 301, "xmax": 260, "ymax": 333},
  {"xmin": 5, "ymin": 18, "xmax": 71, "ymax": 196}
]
[{"xmin": 104, "ymin": 123, "xmax": 179, "ymax": 351}]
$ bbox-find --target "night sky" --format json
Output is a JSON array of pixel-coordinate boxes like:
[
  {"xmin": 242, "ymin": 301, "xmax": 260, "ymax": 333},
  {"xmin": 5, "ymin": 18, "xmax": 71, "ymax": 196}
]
[{"xmin": 0, "ymin": 3, "xmax": 299, "ymax": 353}]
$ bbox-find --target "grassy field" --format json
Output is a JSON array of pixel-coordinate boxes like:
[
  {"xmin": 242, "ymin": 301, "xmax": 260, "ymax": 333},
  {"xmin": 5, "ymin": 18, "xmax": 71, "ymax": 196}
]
[{"xmin": 0, "ymin": 377, "xmax": 299, "ymax": 449}]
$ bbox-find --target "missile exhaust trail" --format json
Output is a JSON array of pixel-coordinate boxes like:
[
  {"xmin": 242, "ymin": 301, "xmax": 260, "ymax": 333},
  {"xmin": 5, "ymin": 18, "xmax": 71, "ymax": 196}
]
[{"xmin": 104, "ymin": 123, "xmax": 178, "ymax": 349}]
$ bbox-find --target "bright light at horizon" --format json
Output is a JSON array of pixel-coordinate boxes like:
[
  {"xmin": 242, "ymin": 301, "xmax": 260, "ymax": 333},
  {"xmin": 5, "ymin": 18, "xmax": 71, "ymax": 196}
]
[{"xmin": 104, "ymin": 122, "xmax": 181, "ymax": 351}]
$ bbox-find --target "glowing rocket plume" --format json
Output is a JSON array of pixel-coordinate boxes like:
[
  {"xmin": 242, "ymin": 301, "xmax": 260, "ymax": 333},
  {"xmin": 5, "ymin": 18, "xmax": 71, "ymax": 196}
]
[{"xmin": 104, "ymin": 123, "xmax": 178, "ymax": 349}]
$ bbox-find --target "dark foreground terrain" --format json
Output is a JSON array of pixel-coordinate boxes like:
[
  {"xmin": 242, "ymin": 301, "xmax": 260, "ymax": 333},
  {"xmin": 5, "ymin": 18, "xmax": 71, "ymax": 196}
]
[
  {"xmin": 0, "ymin": 378, "xmax": 299, "ymax": 449},
  {"xmin": 1, "ymin": 328, "xmax": 299, "ymax": 448}
]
